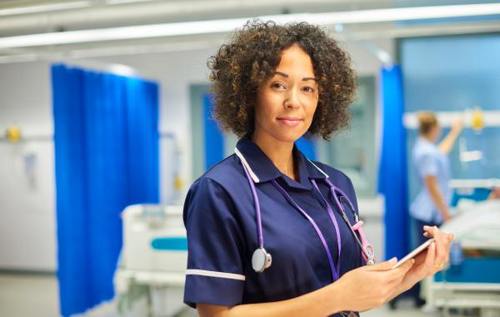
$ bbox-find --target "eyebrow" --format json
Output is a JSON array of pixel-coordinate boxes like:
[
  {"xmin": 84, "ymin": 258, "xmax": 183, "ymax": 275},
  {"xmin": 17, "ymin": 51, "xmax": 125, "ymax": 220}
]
[{"xmin": 273, "ymin": 71, "xmax": 317, "ymax": 82}]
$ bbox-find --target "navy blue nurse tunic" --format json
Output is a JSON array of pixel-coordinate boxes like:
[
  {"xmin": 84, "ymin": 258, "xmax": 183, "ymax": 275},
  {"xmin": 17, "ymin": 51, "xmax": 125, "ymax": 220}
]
[{"xmin": 183, "ymin": 137, "xmax": 364, "ymax": 316}]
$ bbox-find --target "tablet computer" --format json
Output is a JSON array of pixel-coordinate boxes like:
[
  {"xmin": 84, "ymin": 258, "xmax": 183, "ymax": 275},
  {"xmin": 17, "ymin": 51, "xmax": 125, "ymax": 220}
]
[{"xmin": 392, "ymin": 238, "xmax": 434, "ymax": 269}]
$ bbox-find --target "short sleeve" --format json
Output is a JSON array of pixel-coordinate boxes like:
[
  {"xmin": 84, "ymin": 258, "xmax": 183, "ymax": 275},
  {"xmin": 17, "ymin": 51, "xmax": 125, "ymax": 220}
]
[
  {"xmin": 416, "ymin": 153, "xmax": 439, "ymax": 178},
  {"xmin": 183, "ymin": 177, "xmax": 245, "ymax": 308}
]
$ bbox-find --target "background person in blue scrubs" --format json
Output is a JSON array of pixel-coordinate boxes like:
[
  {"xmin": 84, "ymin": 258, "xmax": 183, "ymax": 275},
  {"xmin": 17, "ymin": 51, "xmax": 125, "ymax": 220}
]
[
  {"xmin": 411, "ymin": 112, "xmax": 463, "ymax": 231},
  {"xmin": 183, "ymin": 21, "xmax": 454, "ymax": 317},
  {"xmin": 409, "ymin": 112, "xmax": 463, "ymax": 307}
]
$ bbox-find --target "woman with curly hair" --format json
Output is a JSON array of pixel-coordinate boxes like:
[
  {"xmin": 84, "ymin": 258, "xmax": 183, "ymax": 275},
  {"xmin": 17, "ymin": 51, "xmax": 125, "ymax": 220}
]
[{"xmin": 183, "ymin": 20, "xmax": 453, "ymax": 317}]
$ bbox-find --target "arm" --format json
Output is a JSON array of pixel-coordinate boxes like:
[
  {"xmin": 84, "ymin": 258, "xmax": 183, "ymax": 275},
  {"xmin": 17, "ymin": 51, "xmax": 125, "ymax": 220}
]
[
  {"xmin": 438, "ymin": 119, "xmax": 463, "ymax": 155},
  {"xmin": 198, "ymin": 259, "xmax": 415, "ymax": 317},
  {"xmin": 424, "ymin": 175, "xmax": 451, "ymax": 222},
  {"xmin": 488, "ymin": 187, "xmax": 500, "ymax": 200},
  {"xmin": 198, "ymin": 283, "xmax": 339, "ymax": 317}
]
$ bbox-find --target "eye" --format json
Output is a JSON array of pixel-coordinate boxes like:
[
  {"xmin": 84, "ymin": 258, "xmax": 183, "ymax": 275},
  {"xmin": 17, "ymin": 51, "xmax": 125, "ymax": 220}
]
[
  {"xmin": 270, "ymin": 81, "xmax": 287, "ymax": 90},
  {"xmin": 302, "ymin": 86, "xmax": 316, "ymax": 93}
]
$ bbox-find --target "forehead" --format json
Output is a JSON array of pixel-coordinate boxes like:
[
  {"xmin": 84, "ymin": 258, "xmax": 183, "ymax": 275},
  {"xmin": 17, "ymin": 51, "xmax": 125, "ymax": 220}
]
[{"xmin": 275, "ymin": 44, "xmax": 315, "ymax": 76}]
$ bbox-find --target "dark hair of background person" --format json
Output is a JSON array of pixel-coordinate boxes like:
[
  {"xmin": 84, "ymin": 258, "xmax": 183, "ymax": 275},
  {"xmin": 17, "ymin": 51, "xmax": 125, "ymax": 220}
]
[{"xmin": 417, "ymin": 112, "xmax": 439, "ymax": 136}]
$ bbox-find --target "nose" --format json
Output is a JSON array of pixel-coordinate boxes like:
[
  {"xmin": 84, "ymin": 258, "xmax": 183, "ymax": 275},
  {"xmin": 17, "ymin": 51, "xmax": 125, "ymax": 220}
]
[{"xmin": 284, "ymin": 87, "xmax": 300, "ymax": 109}]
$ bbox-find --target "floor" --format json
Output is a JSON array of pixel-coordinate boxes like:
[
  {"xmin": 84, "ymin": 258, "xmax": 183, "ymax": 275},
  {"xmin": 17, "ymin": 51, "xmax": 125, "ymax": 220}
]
[{"xmin": 0, "ymin": 272, "xmax": 438, "ymax": 317}]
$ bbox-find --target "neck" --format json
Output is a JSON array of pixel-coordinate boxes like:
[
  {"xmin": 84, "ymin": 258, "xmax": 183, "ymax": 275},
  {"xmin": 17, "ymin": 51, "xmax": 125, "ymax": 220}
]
[
  {"xmin": 251, "ymin": 131, "xmax": 297, "ymax": 181},
  {"xmin": 422, "ymin": 134, "xmax": 435, "ymax": 143}
]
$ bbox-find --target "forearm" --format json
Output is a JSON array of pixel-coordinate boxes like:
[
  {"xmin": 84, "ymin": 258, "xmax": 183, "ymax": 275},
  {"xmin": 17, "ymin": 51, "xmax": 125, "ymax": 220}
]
[
  {"xmin": 438, "ymin": 129, "xmax": 460, "ymax": 155},
  {"xmin": 198, "ymin": 283, "xmax": 343, "ymax": 317},
  {"xmin": 425, "ymin": 177, "xmax": 449, "ymax": 218}
]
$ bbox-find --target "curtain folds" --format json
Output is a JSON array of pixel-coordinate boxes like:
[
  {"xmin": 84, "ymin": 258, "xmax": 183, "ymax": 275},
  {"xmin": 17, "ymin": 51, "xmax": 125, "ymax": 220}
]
[{"xmin": 52, "ymin": 64, "xmax": 159, "ymax": 316}]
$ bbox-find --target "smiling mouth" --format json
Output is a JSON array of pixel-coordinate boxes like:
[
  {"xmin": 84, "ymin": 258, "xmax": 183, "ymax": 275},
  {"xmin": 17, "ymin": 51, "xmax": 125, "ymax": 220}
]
[{"xmin": 276, "ymin": 117, "xmax": 303, "ymax": 127}]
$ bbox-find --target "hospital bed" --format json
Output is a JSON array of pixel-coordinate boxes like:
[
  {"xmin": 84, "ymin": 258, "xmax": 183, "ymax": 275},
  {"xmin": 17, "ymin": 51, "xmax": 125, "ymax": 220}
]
[
  {"xmin": 115, "ymin": 204, "xmax": 188, "ymax": 317},
  {"xmin": 424, "ymin": 183, "xmax": 500, "ymax": 317}
]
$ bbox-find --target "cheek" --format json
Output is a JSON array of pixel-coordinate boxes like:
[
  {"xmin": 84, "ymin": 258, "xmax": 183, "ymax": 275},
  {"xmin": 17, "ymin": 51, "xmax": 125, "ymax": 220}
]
[
  {"xmin": 256, "ymin": 93, "xmax": 281, "ymax": 118},
  {"xmin": 305, "ymin": 100, "xmax": 319, "ymax": 122}
]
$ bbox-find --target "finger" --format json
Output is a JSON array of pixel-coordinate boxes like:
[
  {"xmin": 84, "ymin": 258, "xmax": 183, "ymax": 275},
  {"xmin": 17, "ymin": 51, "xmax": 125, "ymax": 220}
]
[
  {"xmin": 413, "ymin": 249, "xmax": 427, "ymax": 266},
  {"xmin": 449, "ymin": 233, "xmax": 455, "ymax": 241},
  {"xmin": 386, "ymin": 259, "xmax": 414, "ymax": 283},
  {"xmin": 367, "ymin": 257, "xmax": 397, "ymax": 271},
  {"xmin": 423, "ymin": 225, "xmax": 438, "ymax": 236},
  {"xmin": 424, "ymin": 242, "xmax": 437, "ymax": 276},
  {"xmin": 432, "ymin": 228, "xmax": 449, "ymax": 270},
  {"xmin": 396, "ymin": 258, "xmax": 415, "ymax": 276}
]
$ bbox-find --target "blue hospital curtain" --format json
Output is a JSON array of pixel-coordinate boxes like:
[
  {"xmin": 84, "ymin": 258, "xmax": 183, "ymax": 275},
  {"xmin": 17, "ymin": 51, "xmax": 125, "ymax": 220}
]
[
  {"xmin": 378, "ymin": 65, "xmax": 409, "ymax": 261},
  {"xmin": 52, "ymin": 64, "xmax": 159, "ymax": 316},
  {"xmin": 203, "ymin": 93, "xmax": 224, "ymax": 170},
  {"xmin": 296, "ymin": 136, "xmax": 316, "ymax": 160}
]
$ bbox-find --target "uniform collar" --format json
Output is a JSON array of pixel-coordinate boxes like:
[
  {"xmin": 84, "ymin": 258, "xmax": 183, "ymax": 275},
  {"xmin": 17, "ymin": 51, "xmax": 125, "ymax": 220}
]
[
  {"xmin": 418, "ymin": 136, "xmax": 435, "ymax": 146},
  {"xmin": 235, "ymin": 137, "xmax": 327, "ymax": 190}
]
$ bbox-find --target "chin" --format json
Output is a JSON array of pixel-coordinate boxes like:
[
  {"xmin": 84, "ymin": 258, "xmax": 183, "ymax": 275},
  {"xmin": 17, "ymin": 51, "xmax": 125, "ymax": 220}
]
[{"xmin": 271, "ymin": 131, "xmax": 306, "ymax": 144}]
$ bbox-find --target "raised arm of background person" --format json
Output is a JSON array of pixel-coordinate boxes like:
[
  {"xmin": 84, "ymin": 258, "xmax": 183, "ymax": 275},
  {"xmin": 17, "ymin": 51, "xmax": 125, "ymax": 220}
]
[{"xmin": 439, "ymin": 118, "xmax": 464, "ymax": 155}]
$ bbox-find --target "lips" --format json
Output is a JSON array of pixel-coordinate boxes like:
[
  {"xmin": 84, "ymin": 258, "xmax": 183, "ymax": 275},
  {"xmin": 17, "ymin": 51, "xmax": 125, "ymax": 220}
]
[{"xmin": 277, "ymin": 117, "xmax": 303, "ymax": 127}]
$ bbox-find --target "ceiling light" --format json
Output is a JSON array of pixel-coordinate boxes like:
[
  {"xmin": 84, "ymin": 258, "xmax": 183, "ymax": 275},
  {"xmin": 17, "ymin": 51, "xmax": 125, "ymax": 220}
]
[
  {"xmin": 0, "ymin": 1, "xmax": 90, "ymax": 17},
  {"xmin": 0, "ymin": 3, "xmax": 499, "ymax": 48}
]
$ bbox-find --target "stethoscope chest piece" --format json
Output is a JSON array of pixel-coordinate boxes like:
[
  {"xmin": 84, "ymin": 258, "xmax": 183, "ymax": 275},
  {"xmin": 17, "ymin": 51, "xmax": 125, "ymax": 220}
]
[{"xmin": 252, "ymin": 248, "xmax": 272, "ymax": 272}]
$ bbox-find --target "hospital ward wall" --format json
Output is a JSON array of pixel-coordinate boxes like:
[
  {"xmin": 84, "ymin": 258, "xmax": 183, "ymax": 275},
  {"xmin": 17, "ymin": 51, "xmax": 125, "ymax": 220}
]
[
  {"xmin": 0, "ymin": 61, "xmax": 56, "ymax": 271},
  {"xmin": 0, "ymin": 38, "xmax": 392, "ymax": 271}
]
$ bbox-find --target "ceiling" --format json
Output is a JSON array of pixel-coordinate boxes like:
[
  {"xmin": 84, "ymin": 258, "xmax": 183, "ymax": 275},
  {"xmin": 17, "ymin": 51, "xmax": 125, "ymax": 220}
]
[{"xmin": 0, "ymin": 0, "xmax": 499, "ymax": 62}]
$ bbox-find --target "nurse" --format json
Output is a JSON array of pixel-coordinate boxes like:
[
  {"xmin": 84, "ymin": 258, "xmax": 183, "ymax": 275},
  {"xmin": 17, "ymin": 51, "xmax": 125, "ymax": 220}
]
[
  {"xmin": 409, "ymin": 112, "xmax": 462, "ymax": 307},
  {"xmin": 410, "ymin": 112, "xmax": 463, "ymax": 230},
  {"xmin": 183, "ymin": 21, "xmax": 453, "ymax": 317}
]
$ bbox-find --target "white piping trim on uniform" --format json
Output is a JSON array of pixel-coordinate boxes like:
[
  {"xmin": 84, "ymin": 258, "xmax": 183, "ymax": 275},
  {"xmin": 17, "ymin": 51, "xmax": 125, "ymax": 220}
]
[
  {"xmin": 186, "ymin": 269, "xmax": 246, "ymax": 281},
  {"xmin": 234, "ymin": 148, "xmax": 260, "ymax": 183},
  {"xmin": 306, "ymin": 158, "xmax": 329, "ymax": 178}
]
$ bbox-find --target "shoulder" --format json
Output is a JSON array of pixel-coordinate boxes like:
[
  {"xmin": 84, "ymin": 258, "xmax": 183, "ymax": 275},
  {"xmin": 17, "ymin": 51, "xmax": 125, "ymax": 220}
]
[
  {"xmin": 184, "ymin": 155, "xmax": 245, "ymax": 214},
  {"xmin": 193, "ymin": 154, "xmax": 246, "ymax": 195},
  {"xmin": 414, "ymin": 145, "xmax": 440, "ymax": 164},
  {"xmin": 414, "ymin": 139, "xmax": 439, "ymax": 157}
]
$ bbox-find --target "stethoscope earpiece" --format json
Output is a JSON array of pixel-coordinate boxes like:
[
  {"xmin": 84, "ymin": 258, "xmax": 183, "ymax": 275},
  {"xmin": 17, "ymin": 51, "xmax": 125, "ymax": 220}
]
[{"xmin": 252, "ymin": 248, "xmax": 272, "ymax": 272}]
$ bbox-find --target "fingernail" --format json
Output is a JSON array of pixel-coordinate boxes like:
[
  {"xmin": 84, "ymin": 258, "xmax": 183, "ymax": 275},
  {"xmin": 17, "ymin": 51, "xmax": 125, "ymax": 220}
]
[{"xmin": 389, "ymin": 257, "xmax": 397, "ymax": 263}]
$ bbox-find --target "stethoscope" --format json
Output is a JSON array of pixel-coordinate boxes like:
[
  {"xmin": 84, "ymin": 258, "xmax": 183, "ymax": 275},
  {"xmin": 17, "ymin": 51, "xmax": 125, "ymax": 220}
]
[{"xmin": 235, "ymin": 148, "xmax": 375, "ymax": 281}]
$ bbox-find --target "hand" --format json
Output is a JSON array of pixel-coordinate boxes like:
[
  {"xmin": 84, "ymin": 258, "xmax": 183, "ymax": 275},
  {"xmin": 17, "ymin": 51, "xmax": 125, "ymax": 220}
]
[
  {"xmin": 442, "ymin": 212, "xmax": 452, "ymax": 223},
  {"xmin": 332, "ymin": 258, "xmax": 414, "ymax": 312},
  {"xmin": 396, "ymin": 226, "xmax": 454, "ymax": 293},
  {"xmin": 489, "ymin": 187, "xmax": 500, "ymax": 200}
]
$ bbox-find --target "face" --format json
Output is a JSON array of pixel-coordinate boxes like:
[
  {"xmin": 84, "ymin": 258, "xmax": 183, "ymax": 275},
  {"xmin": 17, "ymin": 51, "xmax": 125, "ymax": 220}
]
[{"xmin": 253, "ymin": 44, "xmax": 319, "ymax": 144}]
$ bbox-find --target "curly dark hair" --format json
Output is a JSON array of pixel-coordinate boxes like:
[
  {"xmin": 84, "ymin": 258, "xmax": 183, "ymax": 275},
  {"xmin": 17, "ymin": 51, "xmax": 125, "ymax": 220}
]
[{"xmin": 208, "ymin": 20, "xmax": 356, "ymax": 140}]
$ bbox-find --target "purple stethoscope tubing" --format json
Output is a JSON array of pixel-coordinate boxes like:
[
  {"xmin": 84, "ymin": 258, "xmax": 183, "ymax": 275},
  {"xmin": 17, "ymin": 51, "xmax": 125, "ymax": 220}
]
[
  {"xmin": 240, "ymin": 158, "xmax": 264, "ymax": 249},
  {"xmin": 312, "ymin": 179, "xmax": 374, "ymax": 264},
  {"xmin": 235, "ymin": 149, "xmax": 373, "ymax": 279},
  {"xmin": 272, "ymin": 179, "xmax": 341, "ymax": 281}
]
